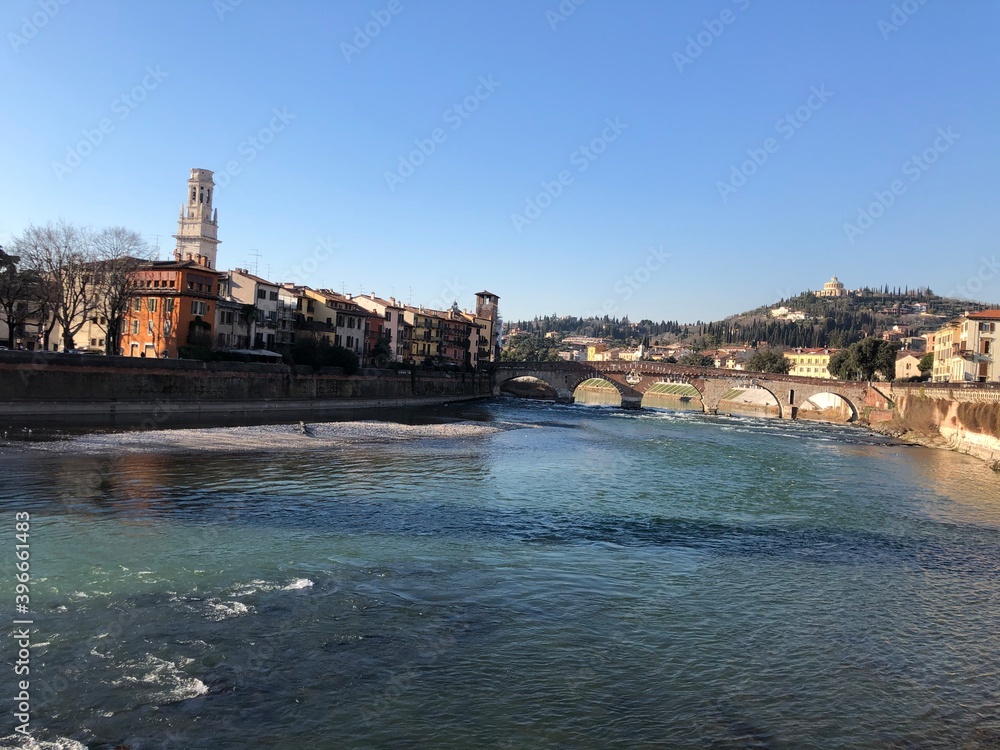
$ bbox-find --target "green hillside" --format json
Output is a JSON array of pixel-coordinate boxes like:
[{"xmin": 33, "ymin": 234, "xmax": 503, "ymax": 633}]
[{"xmin": 505, "ymin": 287, "xmax": 992, "ymax": 351}]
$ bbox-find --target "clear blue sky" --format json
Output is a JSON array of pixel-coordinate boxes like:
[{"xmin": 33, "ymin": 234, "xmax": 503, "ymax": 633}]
[{"xmin": 2, "ymin": 0, "xmax": 998, "ymax": 323}]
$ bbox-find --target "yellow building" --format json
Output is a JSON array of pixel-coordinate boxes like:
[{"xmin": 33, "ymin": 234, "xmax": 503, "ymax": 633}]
[
  {"xmin": 784, "ymin": 348, "xmax": 838, "ymax": 379},
  {"xmin": 816, "ymin": 276, "xmax": 848, "ymax": 298}
]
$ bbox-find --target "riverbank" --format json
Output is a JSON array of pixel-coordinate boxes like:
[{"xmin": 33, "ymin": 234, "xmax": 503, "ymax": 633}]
[
  {"xmin": 0, "ymin": 350, "xmax": 492, "ymax": 430},
  {"xmin": 868, "ymin": 384, "xmax": 1000, "ymax": 470}
]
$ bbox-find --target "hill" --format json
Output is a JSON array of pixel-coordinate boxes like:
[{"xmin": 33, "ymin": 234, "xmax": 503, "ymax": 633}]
[{"xmin": 505, "ymin": 287, "xmax": 992, "ymax": 350}]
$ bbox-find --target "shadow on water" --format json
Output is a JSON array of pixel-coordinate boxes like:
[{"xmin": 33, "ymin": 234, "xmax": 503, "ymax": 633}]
[{"xmin": 12, "ymin": 444, "xmax": 1000, "ymax": 580}]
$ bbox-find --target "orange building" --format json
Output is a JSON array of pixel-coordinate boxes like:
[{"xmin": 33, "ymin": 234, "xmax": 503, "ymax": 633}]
[{"xmin": 120, "ymin": 260, "xmax": 222, "ymax": 358}]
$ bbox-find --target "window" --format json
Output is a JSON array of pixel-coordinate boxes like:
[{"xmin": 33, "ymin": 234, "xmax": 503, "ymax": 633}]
[
  {"xmin": 269, "ymin": 291, "xmax": 278, "ymax": 301},
  {"xmin": 164, "ymin": 320, "xmax": 172, "ymax": 336},
  {"xmin": 191, "ymin": 301, "xmax": 208, "ymax": 316},
  {"xmin": 148, "ymin": 320, "xmax": 154, "ymax": 333},
  {"xmin": 385, "ymin": 311, "xmax": 392, "ymax": 321},
  {"xmin": 131, "ymin": 320, "xmax": 139, "ymax": 335},
  {"xmin": 258, "ymin": 289, "xmax": 267, "ymax": 300},
  {"xmin": 147, "ymin": 298, "xmax": 158, "ymax": 312},
  {"xmin": 133, "ymin": 298, "xmax": 142, "ymax": 312},
  {"xmin": 163, "ymin": 298, "xmax": 174, "ymax": 312}
]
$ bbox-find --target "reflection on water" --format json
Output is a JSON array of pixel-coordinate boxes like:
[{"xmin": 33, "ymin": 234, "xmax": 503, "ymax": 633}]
[{"xmin": 2, "ymin": 400, "xmax": 1000, "ymax": 749}]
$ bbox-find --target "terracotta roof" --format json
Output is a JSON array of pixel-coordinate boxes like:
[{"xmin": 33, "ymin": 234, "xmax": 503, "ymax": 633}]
[{"xmin": 966, "ymin": 309, "xmax": 1000, "ymax": 320}]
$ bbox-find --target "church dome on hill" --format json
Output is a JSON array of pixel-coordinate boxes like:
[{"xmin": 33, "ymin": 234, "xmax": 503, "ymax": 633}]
[{"xmin": 816, "ymin": 275, "xmax": 848, "ymax": 297}]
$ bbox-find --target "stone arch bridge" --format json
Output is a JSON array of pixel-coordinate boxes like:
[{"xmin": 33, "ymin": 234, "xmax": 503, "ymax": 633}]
[{"xmin": 494, "ymin": 361, "xmax": 892, "ymax": 421}]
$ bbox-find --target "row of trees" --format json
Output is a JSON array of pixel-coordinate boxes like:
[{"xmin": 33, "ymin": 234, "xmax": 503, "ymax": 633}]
[{"xmin": 0, "ymin": 222, "xmax": 153, "ymax": 353}]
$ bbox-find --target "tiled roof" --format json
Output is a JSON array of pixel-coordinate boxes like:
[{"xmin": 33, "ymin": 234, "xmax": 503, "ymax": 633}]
[{"xmin": 966, "ymin": 309, "xmax": 1000, "ymax": 320}]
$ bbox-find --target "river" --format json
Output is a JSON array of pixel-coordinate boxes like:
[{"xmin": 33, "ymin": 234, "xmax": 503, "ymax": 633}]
[{"xmin": 1, "ymin": 398, "xmax": 999, "ymax": 749}]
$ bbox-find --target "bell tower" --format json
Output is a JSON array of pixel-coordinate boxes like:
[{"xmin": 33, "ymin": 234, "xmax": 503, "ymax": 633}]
[{"xmin": 173, "ymin": 168, "xmax": 220, "ymax": 268}]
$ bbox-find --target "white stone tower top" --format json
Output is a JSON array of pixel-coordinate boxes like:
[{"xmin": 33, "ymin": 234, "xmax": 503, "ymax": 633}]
[{"xmin": 173, "ymin": 168, "xmax": 220, "ymax": 269}]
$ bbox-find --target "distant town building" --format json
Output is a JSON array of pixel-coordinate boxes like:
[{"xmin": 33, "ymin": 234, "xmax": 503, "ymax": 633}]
[
  {"xmin": 895, "ymin": 351, "xmax": 923, "ymax": 380},
  {"xmin": 815, "ymin": 276, "xmax": 848, "ymax": 298},
  {"xmin": 770, "ymin": 306, "xmax": 809, "ymax": 321},
  {"xmin": 784, "ymin": 347, "xmax": 839, "ymax": 379}
]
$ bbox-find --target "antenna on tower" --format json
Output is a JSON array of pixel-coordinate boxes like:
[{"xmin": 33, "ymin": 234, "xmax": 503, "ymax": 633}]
[
  {"xmin": 248, "ymin": 249, "xmax": 262, "ymax": 276},
  {"xmin": 150, "ymin": 235, "xmax": 163, "ymax": 256}
]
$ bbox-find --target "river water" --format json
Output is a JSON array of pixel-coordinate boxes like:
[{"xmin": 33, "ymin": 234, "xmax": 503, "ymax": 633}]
[{"xmin": 2, "ymin": 399, "xmax": 1000, "ymax": 749}]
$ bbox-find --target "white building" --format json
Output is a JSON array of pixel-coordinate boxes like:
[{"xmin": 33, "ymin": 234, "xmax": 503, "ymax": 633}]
[
  {"xmin": 219, "ymin": 268, "xmax": 280, "ymax": 350},
  {"xmin": 351, "ymin": 293, "xmax": 410, "ymax": 362}
]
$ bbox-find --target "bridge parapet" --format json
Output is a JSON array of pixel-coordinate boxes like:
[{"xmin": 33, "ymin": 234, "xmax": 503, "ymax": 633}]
[{"xmin": 494, "ymin": 361, "xmax": 891, "ymax": 422}]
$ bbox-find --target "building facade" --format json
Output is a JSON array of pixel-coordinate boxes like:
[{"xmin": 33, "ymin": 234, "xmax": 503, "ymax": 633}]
[
  {"xmin": 219, "ymin": 268, "xmax": 281, "ymax": 350},
  {"xmin": 784, "ymin": 347, "xmax": 838, "ymax": 379},
  {"xmin": 932, "ymin": 310, "xmax": 1000, "ymax": 382},
  {"xmin": 120, "ymin": 261, "xmax": 221, "ymax": 358}
]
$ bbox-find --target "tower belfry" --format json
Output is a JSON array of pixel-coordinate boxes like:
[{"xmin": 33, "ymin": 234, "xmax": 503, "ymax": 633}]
[{"xmin": 173, "ymin": 168, "xmax": 220, "ymax": 268}]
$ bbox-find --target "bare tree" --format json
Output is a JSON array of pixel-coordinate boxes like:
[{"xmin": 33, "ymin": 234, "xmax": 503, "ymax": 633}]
[
  {"xmin": 12, "ymin": 222, "xmax": 99, "ymax": 352},
  {"xmin": 91, "ymin": 226, "xmax": 154, "ymax": 355},
  {"xmin": 0, "ymin": 246, "xmax": 46, "ymax": 349}
]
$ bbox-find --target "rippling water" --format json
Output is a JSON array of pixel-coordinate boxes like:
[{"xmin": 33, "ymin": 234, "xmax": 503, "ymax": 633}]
[{"xmin": 2, "ymin": 399, "xmax": 1000, "ymax": 749}]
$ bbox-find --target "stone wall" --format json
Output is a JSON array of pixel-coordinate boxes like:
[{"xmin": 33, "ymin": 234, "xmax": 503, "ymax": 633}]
[
  {"xmin": 0, "ymin": 351, "xmax": 491, "ymax": 429},
  {"xmin": 885, "ymin": 384, "xmax": 1000, "ymax": 466}
]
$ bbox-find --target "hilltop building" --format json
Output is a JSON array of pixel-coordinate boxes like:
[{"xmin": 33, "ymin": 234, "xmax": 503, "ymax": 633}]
[{"xmin": 816, "ymin": 276, "xmax": 848, "ymax": 298}]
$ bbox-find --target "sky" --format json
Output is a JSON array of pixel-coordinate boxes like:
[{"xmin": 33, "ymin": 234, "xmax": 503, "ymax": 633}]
[{"xmin": 2, "ymin": 0, "xmax": 999, "ymax": 324}]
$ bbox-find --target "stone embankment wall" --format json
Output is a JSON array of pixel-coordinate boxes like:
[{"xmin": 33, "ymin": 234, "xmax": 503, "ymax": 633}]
[
  {"xmin": 886, "ymin": 382, "xmax": 1000, "ymax": 466},
  {"xmin": 0, "ymin": 351, "xmax": 491, "ymax": 429}
]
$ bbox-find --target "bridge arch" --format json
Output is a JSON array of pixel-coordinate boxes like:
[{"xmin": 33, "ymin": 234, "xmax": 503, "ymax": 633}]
[
  {"xmin": 712, "ymin": 382, "xmax": 783, "ymax": 419},
  {"xmin": 497, "ymin": 376, "xmax": 560, "ymax": 401},
  {"xmin": 569, "ymin": 376, "xmax": 625, "ymax": 406},
  {"xmin": 641, "ymin": 379, "xmax": 705, "ymax": 411},
  {"xmin": 796, "ymin": 391, "xmax": 858, "ymax": 423}
]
